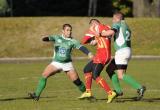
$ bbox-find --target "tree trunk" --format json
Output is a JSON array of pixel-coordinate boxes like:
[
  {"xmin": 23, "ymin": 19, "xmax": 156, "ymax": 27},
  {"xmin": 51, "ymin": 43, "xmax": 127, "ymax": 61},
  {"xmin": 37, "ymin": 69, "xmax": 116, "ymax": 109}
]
[
  {"xmin": 133, "ymin": 0, "xmax": 160, "ymax": 17},
  {"xmin": 88, "ymin": 0, "xmax": 97, "ymax": 16}
]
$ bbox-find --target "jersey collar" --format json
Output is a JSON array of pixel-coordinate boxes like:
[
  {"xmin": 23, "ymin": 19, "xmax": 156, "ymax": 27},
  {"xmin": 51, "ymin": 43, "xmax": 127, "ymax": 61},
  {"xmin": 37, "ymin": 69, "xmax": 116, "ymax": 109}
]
[{"xmin": 62, "ymin": 34, "xmax": 72, "ymax": 40}]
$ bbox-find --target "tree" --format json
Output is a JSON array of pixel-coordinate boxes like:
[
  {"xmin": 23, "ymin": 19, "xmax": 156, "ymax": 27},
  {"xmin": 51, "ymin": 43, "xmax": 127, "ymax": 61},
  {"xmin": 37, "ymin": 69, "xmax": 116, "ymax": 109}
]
[
  {"xmin": 88, "ymin": 0, "xmax": 97, "ymax": 16},
  {"xmin": 133, "ymin": 0, "xmax": 160, "ymax": 17},
  {"xmin": 0, "ymin": 0, "xmax": 9, "ymax": 16},
  {"xmin": 112, "ymin": 0, "xmax": 133, "ymax": 16}
]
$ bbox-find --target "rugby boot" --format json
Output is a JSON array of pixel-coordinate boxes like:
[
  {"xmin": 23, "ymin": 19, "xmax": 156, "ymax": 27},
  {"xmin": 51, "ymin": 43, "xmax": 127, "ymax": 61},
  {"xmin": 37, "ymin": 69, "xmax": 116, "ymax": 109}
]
[
  {"xmin": 136, "ymin": 86, "xmax": 146, "ymax": 100},
  {"xmin": 28, "ymin": 92, "xmax": 39, "ymax": 101},
  {"xmin": 78, "ymin": 91, "xmax": 92, "ymax": 99},
  {"xmin": 107, "ymin": 91, "xmax": 117, "ymax": 103}
]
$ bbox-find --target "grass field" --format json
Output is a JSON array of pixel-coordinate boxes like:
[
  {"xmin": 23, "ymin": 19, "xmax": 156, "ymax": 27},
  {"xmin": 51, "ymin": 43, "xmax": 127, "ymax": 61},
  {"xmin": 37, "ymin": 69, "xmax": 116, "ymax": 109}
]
[
  {"xmin": 0, "ymin": 17, "xmax": 160, "ymax": 57},
  {"xmin": 0, "ymin": 59, "xmax": 160, "ymax": 110}
]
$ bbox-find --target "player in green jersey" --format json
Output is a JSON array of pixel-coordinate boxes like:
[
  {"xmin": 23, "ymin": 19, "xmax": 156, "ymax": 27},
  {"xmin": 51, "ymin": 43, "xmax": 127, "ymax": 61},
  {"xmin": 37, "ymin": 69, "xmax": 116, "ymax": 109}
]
[
  {"xmin": 101, "ymin": 12, "xmax": 146, "ymax": 100},
  {"xmin": 28, "ymin": 24, "xmax": 93, "ymax": 101}
]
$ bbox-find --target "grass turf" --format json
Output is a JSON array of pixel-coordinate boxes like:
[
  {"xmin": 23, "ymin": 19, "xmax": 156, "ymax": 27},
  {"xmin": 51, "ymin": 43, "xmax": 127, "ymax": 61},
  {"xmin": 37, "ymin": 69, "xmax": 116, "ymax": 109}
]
[
  {"xmin": 0, "ymin": 17, "xmax": 160, "ymax": 57},
  {"xmin": 0, "ymin": 59, "xmax": 160, "ymax": 110}
]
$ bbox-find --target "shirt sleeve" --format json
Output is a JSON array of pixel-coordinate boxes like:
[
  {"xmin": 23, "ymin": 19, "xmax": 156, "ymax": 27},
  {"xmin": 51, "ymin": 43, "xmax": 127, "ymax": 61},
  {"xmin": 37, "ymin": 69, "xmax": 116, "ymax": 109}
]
[
  {"xmin": 72, "ymin": 39, "xmax": 82, "ymax": 49},
  {"xmin": 48, "ymin": 35, "xmax": 56, "ymax": 41}
]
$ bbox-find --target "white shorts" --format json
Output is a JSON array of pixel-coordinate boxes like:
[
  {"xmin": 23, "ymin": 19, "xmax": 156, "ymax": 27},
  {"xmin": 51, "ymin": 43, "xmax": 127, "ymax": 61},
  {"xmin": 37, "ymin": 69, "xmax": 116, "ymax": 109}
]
[
  {"xmin": 50, "ymin": 61, "xmax": 75, "ymax": 71},
  {"xmin": 115, "ymin": 47, "xmax": 131, "ymax": 65}
]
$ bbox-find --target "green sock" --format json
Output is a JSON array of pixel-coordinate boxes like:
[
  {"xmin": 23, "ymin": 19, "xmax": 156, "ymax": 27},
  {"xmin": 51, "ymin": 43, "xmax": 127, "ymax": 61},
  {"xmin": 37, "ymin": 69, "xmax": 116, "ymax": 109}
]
[
  {"xmin": 78, "ymin": 82, "xmax": 86, "ymax": 93},
  {"xmin": 111, "ymin": 73, "xmax": 122, "ymax": 93},
  {"xmin": 122, "ymin": 74, "xmax": 141, "ymax": 89},
  {"xmin": 35, "ymin": 77, "xmax": 47, "ymax": 96}
]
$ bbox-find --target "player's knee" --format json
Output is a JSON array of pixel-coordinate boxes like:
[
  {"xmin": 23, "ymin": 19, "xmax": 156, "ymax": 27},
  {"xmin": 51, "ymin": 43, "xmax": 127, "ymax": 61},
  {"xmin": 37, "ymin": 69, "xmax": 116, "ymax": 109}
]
[
  {"xmin": 42, "ymin": 72, "xmax": 49, "ymax": 78},
  {"xmin": 73, "ymin": 78, "xmax": 82, "ymax": 86}
]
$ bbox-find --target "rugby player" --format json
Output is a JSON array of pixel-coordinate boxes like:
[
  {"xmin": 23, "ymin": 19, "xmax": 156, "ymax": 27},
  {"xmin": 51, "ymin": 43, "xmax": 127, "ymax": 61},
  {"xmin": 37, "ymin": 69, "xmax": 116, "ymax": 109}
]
[
  {"xmin": 101, "ymin": 12, "xmax": 146, "ymax": 100},
  {"xmin": 78, "ymin": 19, "xmax": 116, "ymax": 103},
  {"xmin": 28, "ymin": 24, "xmax": 93, "ymax": 101}
]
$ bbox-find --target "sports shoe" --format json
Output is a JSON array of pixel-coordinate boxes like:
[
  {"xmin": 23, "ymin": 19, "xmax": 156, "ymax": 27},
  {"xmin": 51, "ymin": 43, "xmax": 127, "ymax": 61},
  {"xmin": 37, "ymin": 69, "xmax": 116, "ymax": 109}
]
[
  {"xmin": 78, "ymin": 91, "xmax": 92, "ymax": 99},
  {"xmin": 107, "ymin": 91, "xmax": 117, "ymax": 103},
  {"xmin": 113, "ymin": 90, "xmax": 123, "ymax": 97},
  {"xmin": 137, "ymin": 86, "xmax": 146, "ymax": 100},
  {"xmin": 28, "ymin": 92, "xmax": 39, "ymax": 101}
]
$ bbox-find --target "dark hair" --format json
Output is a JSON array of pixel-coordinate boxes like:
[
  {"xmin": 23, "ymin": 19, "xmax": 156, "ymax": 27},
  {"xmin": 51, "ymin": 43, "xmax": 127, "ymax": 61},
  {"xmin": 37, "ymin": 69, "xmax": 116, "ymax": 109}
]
[
  {"xmin": 113, "ymin": 11, "xmax": 125, "ymax": 20},
  {"xmin": 89, "ymin": 19, "xmax": 100, "ymax": 24},
  {"xmin": 62, "ymin": 24, "xmax": 72, "ymax": 30}
]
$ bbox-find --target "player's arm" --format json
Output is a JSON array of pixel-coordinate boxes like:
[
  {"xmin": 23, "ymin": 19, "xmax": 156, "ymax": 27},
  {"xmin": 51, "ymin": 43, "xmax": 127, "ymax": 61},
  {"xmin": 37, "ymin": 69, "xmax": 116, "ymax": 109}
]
[
  {"xmin": 101, "ymin": 23, "xmax": 119, "ymax": 37},
  {"xmin": 79, "ymin": 46, "xmax": 94, "ymax": 59},
  {"xmin": 42, "ymin": 36, "xmax": 49, "ymax": 42},
  {"xmin": 82, "ymin": 36, "xmax": 97, "ymax": 46},
  {"xmin": 82, "ymin": 36, "xmax": 95, "ymax": 44},
  {"xmin": 42, "ymin": 35, "xmax": 55, "ymax": 42},
  {"xmin": 73, "ymin": 39, "xmax": 94, "ymax": 59},
  {"xmin": 101, "ymin": 29, "xmax": 116, "ymax": 37}
]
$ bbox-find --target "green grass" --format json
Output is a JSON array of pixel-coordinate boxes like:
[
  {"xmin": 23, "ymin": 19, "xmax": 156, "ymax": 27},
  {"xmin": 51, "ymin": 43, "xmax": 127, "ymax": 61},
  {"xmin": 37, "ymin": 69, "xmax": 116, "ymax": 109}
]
[
  {"xmin": 0, "ymin": 60, "xmax": 160, "ymax": 110},
  {"xmin": 0, "ymin": 17, "xmax": 160, "ymax": 57}
]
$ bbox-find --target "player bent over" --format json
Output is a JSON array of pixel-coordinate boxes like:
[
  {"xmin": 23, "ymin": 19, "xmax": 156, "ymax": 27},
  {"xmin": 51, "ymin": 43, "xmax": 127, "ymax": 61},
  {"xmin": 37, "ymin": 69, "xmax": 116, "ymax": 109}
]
[
  {"xmin": 101, "ymin": 12, "xmax": 146, "ymax": 100},
  {"xmin": 28, "ymin": 24, "xmax": 93, "ymax": 101},
  {"xmin": 78, "ymin": 19, "xmax": 116, "ymax": 103}
]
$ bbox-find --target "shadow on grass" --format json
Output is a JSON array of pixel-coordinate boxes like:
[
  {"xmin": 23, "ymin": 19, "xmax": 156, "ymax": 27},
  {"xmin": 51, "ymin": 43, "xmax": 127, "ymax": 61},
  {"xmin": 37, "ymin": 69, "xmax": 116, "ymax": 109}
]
[
  {"xmin": 115, "ymin": 97, "xmax": 160, "ymax": 103},
  {"xmin": 95, "ymin": 97, "xmax": 160, "ymax": 103},
  {"xmin": 0, "ymin": 96, "xmax": 57, "ymax": 102}
]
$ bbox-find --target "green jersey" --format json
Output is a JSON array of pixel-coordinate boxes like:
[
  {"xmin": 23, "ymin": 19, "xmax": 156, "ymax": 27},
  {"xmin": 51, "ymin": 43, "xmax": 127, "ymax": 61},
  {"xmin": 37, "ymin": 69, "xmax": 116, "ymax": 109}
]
[
  {"xmin": 48, "ymin": 35, "xmax": 82, "ymax": 63},
  {"xmin": 112, "ymin": 20, "xmax": 131, "ymax": 51}
]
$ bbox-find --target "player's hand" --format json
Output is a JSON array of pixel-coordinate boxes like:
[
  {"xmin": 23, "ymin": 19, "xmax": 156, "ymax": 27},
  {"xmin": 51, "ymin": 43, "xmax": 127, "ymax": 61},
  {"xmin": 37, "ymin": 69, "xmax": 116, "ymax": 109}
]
[{"xmin": 88, "ymin": 52, "xmax": 94, "ymax": 59}]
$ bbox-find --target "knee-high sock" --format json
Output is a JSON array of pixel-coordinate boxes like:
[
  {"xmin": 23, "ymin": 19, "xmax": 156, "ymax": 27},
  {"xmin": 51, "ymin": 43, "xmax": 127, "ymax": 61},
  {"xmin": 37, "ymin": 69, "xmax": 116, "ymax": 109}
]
[
  {"xmin": 111, "ymin": 73, "xmax": 122, "ymax": 93},
  {"xmin": 96, "ymin": 76, "xmax": 112, "ymax": 95},
  {"xmin": 122, "ymin": 74, "xmax": 141, "ymax": 89},
  {"xmin": 73, "ymin": 78, "xmax": 86, "ymax": 92},
  {"xmin": 84, "ymin": 73, "xmax": 92, "ymax": 92},
  {"xmin": 78, "ymin": 82, "xmax": 86, "ymax": 92},
  {"xmin": 35, "ymin": 77, "xmax": 47, "ymax": 96}
]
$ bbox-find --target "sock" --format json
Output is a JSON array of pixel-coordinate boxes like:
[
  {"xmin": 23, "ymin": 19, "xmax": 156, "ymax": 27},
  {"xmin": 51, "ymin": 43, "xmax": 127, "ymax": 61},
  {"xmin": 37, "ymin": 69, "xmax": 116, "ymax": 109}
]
[
  {"xmin": 84, "ymin": 73, "xmax": 92, "ymax": 92},
  {"xmin": 111, "ymin": 73, "xmax": 122, "ymax": 93},
  {"xmin": 73, "ymin": 78, "xmax": 86, "ymax": 92},
  {"xmin": 78, "ymin": 82, "xmax": 86, "ymax": 92},
  {"xmin": 35, "ymin": 77, "xmax": 47, "ymax": 96},
  {"xmin": 122, "ymin": 74, "xmax": 142, "ymax": 89},
  {"xmin": 96, "ymin": 76, "xmax": 112, "ymax": 95}
]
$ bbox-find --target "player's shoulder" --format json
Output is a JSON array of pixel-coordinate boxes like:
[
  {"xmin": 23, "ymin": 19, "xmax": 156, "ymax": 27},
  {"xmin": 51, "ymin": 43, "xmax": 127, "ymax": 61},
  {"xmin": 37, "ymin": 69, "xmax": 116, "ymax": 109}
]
[
  {"xmin": 112, "ymin": 22, "xmax": 121, "ymax": 30},
  {"xmin": 49, "ymin": 34, "xmax": 61, "ymax": 38}
]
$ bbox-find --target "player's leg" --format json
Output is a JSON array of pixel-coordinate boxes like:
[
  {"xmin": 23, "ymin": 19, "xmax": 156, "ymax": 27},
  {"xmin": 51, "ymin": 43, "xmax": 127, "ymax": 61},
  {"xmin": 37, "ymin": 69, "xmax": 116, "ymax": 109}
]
[
  {"xmin": 92, "ymin": 63, "xmax": 116, "ymax": 103},
  {"xmin": 115, "ymin": 48, "xmax": 146, "ymax": 100},
  {"xmin": 62, "ymin": 62, "xmax": 86, "ymax": 93},
  {"xmin": 29, "ymin": 62, "xmax": 61, "ymax": 101},
  {"xmin": 106, "ymin": 59, "xmax": 123, "ymax": 96},
  {"xmin": 83, "ymin": 60, "xmax": 93, "ymax": 92},
  {"xmin": 66, "ymin": 69, "xmax": 86, "ymax": 93},
  {"xmin": 78, "ymin": 61, "xmax": 93, "ymax": 99},
  {"xmin": 116, "ymin": 68, "xmax": 146, "ymax": 100}
]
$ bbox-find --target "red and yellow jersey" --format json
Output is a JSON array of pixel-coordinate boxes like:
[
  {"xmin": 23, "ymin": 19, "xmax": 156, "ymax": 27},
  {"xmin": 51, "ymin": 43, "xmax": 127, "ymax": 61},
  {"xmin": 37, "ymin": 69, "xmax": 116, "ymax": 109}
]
[
  {"xmin": 82, "ymin": 23, "xmax": 111, "ymax": 65},
  {"xmin": 93, "ymin": 36, "xmax": 111, "ymax": 65}
]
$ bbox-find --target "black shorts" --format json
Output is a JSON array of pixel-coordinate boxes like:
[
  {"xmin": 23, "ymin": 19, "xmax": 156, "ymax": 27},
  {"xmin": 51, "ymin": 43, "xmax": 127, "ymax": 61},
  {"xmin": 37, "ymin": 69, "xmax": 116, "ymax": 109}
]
[
  {"xmin": 106, "ymin": 58, "xmax": 128, "ymax": 78},
  {"xmin": 83, "ymin": 60, "xmax": 104, "ymax": 79},
  {"xmin": 109, "ymin": 58, "xmax": 128, "ymax": 70}
]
